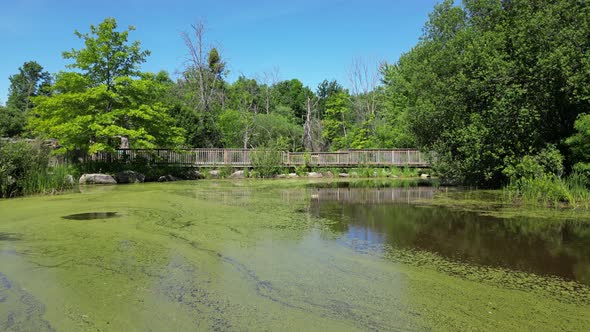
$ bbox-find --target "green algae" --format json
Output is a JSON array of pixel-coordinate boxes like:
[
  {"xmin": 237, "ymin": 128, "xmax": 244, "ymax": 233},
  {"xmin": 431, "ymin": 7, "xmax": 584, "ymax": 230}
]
[
  {"xmin": 420, "ymin": 187, "xmax": 590, "ymax": 222},
  {"xmin": 0, "ymin": 180, "xmax": 589, "ymax": 331}
]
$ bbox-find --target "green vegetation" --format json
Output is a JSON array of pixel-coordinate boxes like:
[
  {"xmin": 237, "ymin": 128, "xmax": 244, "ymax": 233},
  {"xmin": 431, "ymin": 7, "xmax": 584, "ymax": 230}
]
[
  {"xmin": 0, "ymin": 140, "xmax": 75, "ymax": 198},
  {"xmin": 0, "ymin": 1, "xmax": 589, "ymax": 205},
  {"xmin": 383, "ymin": 0, "xmax": 590, "ymax": 188},
  {"xmin": 0, "ymin": 180, "xmax": 588, "ymax": 330},
  {"xmin": 250, "ymin": 143, "xmax": 286, "ymax": 178},
  {"xmin": 28, "ymin": 18, "xmax": 184, "ymax": 154}
]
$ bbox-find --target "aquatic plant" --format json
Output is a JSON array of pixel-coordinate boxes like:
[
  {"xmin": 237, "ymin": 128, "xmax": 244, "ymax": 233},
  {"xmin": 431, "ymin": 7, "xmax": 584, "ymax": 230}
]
[{"xmin": 504, "ymin": 173, "xmax": 590, "ymax": 208}]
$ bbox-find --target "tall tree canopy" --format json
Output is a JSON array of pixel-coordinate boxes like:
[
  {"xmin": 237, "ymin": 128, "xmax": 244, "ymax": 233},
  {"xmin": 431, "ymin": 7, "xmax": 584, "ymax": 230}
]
[
  {"xmin": 1, "ymin": 61, "xmax": 51, "ymax": 137},
  {"xmin": 29, "ymin": 18, "xmax": 184, "ymax": 153},
  {"xmin": 384, "ymin": 0, "xmax": 590, "ymax": 186}
]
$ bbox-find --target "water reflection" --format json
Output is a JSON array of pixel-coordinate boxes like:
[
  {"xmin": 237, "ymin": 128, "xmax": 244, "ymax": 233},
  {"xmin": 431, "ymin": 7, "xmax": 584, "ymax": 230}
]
[{"xmin": 310, "ymin": 188, "xmax": 590, "ymax": 285}]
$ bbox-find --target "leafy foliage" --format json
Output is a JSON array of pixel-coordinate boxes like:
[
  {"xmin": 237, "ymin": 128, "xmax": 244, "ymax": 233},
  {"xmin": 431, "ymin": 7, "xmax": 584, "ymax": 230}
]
[
  {"xmin": 384, "ymin": 0, "xmax": 590, "ymax": 187},
  {"xmin": 0, "ymin": 141, "xmax": 74, "ymax": 198},
  {"xmin": 29, "ymin": 18, "xmax": 184, "ymax": 153}
]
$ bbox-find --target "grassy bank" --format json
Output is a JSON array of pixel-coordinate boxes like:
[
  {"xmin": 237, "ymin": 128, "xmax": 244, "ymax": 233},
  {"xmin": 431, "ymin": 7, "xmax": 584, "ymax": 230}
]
[{"xmin": 503, "ymin": 173, "xmax": 590, "ymax": 209}]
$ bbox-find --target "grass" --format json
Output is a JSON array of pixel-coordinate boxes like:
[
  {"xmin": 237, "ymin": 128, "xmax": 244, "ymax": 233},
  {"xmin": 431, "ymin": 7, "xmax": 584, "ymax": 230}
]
[
  {"xmin": 20, "ymin": 164, "xmax": 78, "ymax": 196},
  {"xmin": 503, "ymin": 173, "xmax": 590, "ymax": 209}
]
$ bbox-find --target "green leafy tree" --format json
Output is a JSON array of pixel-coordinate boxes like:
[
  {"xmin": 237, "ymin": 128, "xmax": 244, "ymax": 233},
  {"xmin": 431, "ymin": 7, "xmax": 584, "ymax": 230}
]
[
  {"xmin": 567, "ymin": 114, "xmax": 590, "ymax": 173},
  {"xmin": 384, "ymin": 0, "xmax": 590, "ymax": 186},
  {"xmin": 273, "ymin": 79, "xmax": 314, "ymax": 123},
  {"xmin": 62, "ymin": 18, "xmax": 150, "ymax": 90},
  {"xmin": 0, "ymin": 105, "xmax": 25, "ymax": 137},
  {"xmin": 2, "ymin": 61, "xmax": 51, "ymax": 137},
  {"xmin": 322, "ymin": 92, "xmax": 351, "ymax": 150},
  {"xmin": 7, "ymin": 61, "xmax": 51, "ymax": 113},
  {"xmin": 29, "ymin": 18, "xmax": 184, "ymax": 153}
]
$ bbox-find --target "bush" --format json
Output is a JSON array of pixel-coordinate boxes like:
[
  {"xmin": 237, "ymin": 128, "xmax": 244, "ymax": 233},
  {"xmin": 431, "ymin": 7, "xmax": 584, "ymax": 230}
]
[
  {"xmin": 0, "ymin": 140, "xmax": 75, "ymax": 198},
  {"xmin": 250, "ymin": 142, "xmax": 286, "ymax": 178},
  {"xmin": 503, "ymin": 145, "xmax": 564, "ymax": 182}
]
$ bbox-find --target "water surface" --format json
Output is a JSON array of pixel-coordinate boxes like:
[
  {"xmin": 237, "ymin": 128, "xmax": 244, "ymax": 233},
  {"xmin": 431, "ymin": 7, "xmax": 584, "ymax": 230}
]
[{"xmin": 0, "ymin": 180, "xmax": 588, "ymax": 331}]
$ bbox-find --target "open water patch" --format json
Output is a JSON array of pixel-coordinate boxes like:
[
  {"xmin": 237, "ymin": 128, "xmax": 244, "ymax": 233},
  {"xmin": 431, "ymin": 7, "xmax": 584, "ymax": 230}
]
[{"xmin": 62, "ymin": 212, "xmax": 119, "ymax": 220}]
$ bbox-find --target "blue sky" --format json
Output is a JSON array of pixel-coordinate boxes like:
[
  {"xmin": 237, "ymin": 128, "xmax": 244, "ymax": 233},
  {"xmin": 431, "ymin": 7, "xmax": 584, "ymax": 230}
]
[{"xmin": 0, "ymin": 0, "xmax": 440, "ymax": 104}]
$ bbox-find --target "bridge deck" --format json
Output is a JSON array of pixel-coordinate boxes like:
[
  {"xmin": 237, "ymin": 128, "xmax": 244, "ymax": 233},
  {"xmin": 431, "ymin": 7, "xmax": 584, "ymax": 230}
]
[{"xmin": 86, "ymin": 148, "xmax": 430, "ymax": 168}]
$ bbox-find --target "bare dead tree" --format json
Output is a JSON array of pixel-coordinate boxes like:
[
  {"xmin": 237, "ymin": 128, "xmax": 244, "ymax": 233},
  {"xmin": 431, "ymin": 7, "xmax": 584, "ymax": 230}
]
[
  {"xmin": 348, "ymin": 58, "xmax": 381, "ymax": 127},
  {"xmin": 261, "ymin": 66, "xmax": 280, "ymax": 114},
  {"xmin": 181, "ymin": 21, "xmax": 225, "ymax": 114},
  {"xmin": 302, "ymin": 94, "xmax": 321, "ymax": 151}
]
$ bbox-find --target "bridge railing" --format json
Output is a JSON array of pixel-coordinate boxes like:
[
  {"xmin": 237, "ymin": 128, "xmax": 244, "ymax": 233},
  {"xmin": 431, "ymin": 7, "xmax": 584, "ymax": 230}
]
[{"xmin": 84, "ymin": 148, "xmax": 430, "ymax": 167}]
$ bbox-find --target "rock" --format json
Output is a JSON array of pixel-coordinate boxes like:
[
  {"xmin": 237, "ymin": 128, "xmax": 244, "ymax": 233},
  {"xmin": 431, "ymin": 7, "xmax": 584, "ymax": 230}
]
[
  {"xmin": 182, "ymin": 169, "xmax": 205, "ymax": 180},
  {"xmin": 230, "ymin": 170, "xmax": 245, "ymax": 179},
  {"xmin": 276, "ymin": 174, "xmax": 287, "ymax": 178},
  {"xmin": 287, "ymin": 173, "xmax": 299, "ymax": 178},
  {"xmin": 391, "ymin": 175, "xmax": 399, "ymax": 178},
  {"xmin": 325, "ymin": 171, "xmax": 334, "ymax": 178},
  {"xmin": 114, "ymin": 170, "xmax": 145, "ymax": 184},
  {"xmin": 209, "ymin": 170, "xmax": 220, "ymax": 179},
  {"xmin": 158, "ymin": 175, "xmax": 181, "ymax": 182},
  {"xmin": 307, "ymin": 172, "xmax": 323, "ymax": 178},
  {"xmin": 65, "ymin": 174, "xmax": 75, "ymax": 185},
  {"xmin": 339, "ymin": 173, "xmax": 350, "ymax": 178},
  {"xmin": 79, "ymin": 173, "xmax": 117, "ymax": 185},
  {"xmin": 420, "ymin": 173, "xmax": 431, "ymax": 178}
]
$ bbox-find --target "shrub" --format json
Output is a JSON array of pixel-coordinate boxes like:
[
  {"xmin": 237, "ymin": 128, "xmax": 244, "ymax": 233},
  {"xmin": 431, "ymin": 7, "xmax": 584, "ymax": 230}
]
[
  {"xmin": 0, "ymin": 140, "xmax": 75, "ymax": 198},
  {"xmin": 250, "ymin": 142, "xmax": 286, "ymax": 178}
]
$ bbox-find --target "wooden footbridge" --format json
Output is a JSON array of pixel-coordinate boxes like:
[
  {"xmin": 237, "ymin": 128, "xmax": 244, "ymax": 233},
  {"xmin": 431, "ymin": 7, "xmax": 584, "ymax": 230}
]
[{"xmin": 87, "ymin": 148, "xmax": 430, "ymax": 168}]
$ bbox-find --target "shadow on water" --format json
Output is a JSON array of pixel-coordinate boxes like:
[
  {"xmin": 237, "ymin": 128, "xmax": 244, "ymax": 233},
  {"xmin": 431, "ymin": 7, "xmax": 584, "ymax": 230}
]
[
  {"xmin": 62, "ymin": 212, "xmax": 119, "ymax": 220},
  {"xmin": 309, "ymin": 187, "xmax": 590, "ymax": 285}
]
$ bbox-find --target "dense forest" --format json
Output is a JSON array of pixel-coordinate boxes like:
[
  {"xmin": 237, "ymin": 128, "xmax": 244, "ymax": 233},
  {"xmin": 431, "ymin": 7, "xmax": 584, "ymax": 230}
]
[{"xmin": 1, "ymin": 0, "xmax": 589, "ymax": 189}]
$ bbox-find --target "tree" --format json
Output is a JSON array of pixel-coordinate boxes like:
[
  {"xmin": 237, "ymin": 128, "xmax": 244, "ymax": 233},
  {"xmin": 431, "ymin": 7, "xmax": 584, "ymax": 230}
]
[
  {"xmin": 322, "ymin": 92, "xmax": 351, "ymax": 150},
  {"xmin": 7, "ymin": 61, "xmax": 51, "ymax": 114},
  {"xmin": 2, "ymin": 61, "xmax": 51, "ymax": 137},
  {"xmin": 62, "ymin": 18, "xmax": 149, "ymax": 90},
  {"xmin": 273, "ymin": 79, "xmax": 313, "ymax": 123},
  {"xmin": 0, "ymin": 105, "xmax": 24, "ymax": 137},
  {"xmin": 384, "ymin": 0, "xmax": 590, "ymax": 186},
  {"xmin": 316, "ymin": 79, "xmax": 345, "ymax": 119},
  {"xmin": 30, "ymin": 18, "xmax": 184, "ymax": 153},
  {"xmin": 181, "ymin": 21, "xmax": 227, "ymax": 114}
]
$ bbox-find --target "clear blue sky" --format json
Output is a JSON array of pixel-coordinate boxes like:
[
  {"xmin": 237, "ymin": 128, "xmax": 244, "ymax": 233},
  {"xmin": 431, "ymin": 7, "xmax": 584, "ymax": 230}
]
[{"xmin": 0, "ymin": 0, "xmax": 441, "ymax": 104}]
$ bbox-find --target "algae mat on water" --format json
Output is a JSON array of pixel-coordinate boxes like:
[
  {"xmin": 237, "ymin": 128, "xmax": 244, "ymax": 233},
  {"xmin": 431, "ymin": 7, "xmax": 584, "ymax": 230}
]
[{"xmin": 0, "ymin": 180, "xmax": 589, "ymax": 331}]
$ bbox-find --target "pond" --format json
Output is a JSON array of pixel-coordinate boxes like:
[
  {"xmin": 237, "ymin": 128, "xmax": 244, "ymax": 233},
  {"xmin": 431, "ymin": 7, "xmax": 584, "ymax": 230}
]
[{"xmin": 0, "ymin": 180, "xmax": 589, "ymax": 331}]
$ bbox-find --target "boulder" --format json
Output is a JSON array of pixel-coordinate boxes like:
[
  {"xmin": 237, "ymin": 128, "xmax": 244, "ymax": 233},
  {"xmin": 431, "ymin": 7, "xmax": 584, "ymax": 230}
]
[
  {"xmin": 325, "ymin": 171, "xmax": 334, "ymax": 178},
  {"xmin": 307, "ymin": 172, "xmax": 323, "ymax": 178},
  {"xmin": 65, "ymin": 174, "xmax": 75, "ymax": 185},
  {"xmin": 276, "ymin": 174, "xmax": 287, "ymax": 179},
  {"xmin": 230, "ymin": 170, "xmax": 245, "ymax": 179},
  {"xmin": 79, "ymin": 173, "xmax": 117, "ymax": 185},
  {"xmin": 158, "ymin": 175, "xmax": 182, "ymax": 182},
  {"xmin": 420, "ymin": 173, "xmax": 431, "ymax": 179},
  {"xmin": 182, "ymin": 169, "xmax": 205, "ymax": 180},
  {"xmin": 114, "ymin": 170, "xmax": 145, "ymax": 184},
  {"xmin": 209, "ymin": 170, "xmax": 220, "ymax": 179},
  {"xmin": 338, "ymin": 173, "xmax": 350, "ymax": 178},
  {"xmin": 287, "ymin": 173, "xmax": 299, "ymax": 178}
]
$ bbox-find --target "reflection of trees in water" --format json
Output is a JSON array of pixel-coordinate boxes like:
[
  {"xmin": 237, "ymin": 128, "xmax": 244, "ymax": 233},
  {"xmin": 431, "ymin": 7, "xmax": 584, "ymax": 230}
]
[
  {"xmin": 308, "ymin": 187, "xmax": 436, "ymax": 204},
  {"xmin": 311, "ymin": 201, "xmax": 590, "ymax": 285},
  {"xmin": 175, "ymin": 187, "xmax": 437, "ymax": 208},
  {"xmin": 172, "ymin": 186, "xmax": 590, "ymax": 284}
]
